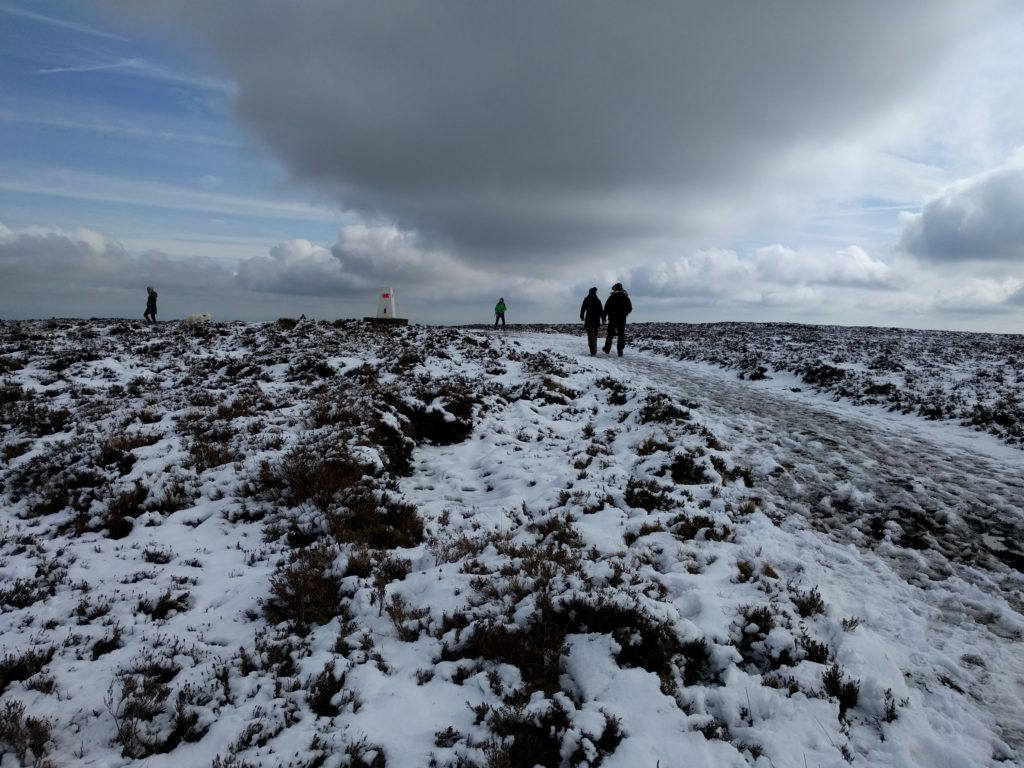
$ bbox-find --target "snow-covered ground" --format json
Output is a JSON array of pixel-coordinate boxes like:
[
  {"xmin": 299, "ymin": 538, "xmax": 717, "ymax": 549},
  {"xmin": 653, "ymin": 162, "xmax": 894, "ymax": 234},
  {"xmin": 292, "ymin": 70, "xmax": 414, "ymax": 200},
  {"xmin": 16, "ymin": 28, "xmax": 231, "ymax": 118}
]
[{"xmin": 0, "ymin": 318, "xmax": 1022, "ymax": 768}]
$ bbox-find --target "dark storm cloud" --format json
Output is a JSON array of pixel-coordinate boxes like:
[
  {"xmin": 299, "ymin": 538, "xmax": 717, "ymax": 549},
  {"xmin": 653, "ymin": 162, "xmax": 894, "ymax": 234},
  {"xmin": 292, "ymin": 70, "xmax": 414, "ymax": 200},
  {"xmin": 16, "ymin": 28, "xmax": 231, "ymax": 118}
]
[
  {"xmin": 898, "ymin": 158, "xmax": 1024, "ymax": 262},
  {"xmin": 138, "ymin": 0, "xmax": 991, "ymax": 262},
  {"xmin": 236, "ymin": 239, "xmax": 353, "ymax": 296}
]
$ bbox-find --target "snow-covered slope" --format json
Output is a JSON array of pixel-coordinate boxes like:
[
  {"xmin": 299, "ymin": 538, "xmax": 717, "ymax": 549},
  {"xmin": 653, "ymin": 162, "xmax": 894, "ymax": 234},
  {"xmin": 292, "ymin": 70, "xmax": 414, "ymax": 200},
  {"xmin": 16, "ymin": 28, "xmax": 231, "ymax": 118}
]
[{"xmin": 0, "ymin": 319, "xmax": 1021, "ymax": 768}]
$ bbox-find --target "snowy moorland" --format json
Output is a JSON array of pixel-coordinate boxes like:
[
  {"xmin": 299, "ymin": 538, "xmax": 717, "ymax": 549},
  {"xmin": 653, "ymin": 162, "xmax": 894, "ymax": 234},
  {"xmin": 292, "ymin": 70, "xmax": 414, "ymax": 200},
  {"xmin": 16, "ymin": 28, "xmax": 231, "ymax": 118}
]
[{"xmin": 0, "ymin": 318, "xmax": 1022, "ymax": 768}]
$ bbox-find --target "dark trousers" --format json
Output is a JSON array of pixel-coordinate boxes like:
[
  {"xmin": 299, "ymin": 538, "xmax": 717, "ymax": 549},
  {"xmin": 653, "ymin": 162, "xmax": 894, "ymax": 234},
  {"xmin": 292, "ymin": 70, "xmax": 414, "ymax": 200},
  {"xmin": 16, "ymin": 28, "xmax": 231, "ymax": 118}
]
[
  {"xmin": 494, "ymin": 313, "xmax": 505, "ymax": 328},
  {"xmin": 603, "ymin": 319, "xmax": 626, "ymax": 354},
  {"xmin": 585, "ymin": 324, "xmax": 599, "ymax": 355}
]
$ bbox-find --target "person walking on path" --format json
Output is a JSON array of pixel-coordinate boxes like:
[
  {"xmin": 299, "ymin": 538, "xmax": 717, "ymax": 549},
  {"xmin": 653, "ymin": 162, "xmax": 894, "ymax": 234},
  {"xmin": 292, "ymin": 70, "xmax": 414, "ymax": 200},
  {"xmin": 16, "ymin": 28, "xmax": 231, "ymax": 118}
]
[
  {"xmin": 494, "ymin": 297, "xmax": 507, "ymax": 329},
  {"xmin": 580, "ymin": 286, "xmax": 603, "ymax": 355},
  {"xmin": 602, "ymin": 282, "xmax": 632, "ymax": 356},
  {"xmin": 144, "ymin": 286, "xmax": 158, "ymax": 324}
]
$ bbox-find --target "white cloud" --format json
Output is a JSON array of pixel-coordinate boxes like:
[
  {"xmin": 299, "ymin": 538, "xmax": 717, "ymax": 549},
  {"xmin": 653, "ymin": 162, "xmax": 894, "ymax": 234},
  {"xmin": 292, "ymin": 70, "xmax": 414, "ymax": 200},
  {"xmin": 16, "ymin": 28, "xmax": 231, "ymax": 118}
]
[
  {"xmin": 753, "ymin": 245, "xmax": 894, "ymax": 289},
  {"xmin": 33, "ymin": 56, "xmax": 234, "ymax": 94},
  {"xmin": 932, "ymin": 277, "xmax": 1024, "ymax": 311},
  {"xmin": 627, "ymin": 250, "xmax": 753, "ymax": 300},
  {"xmin": 0, "ymin": 223, "xmax": 235, "ymax": 316},
  {"xmin": 0, "ymin": 2, "xmax": 127, "ymax": 40},
  {"xmin": 623, "ymin": 244, "xmax": 895, "ymax": 309},
  {"xmin": 0, "ymin": 170, "xmax": 345, "ymax": 223}
]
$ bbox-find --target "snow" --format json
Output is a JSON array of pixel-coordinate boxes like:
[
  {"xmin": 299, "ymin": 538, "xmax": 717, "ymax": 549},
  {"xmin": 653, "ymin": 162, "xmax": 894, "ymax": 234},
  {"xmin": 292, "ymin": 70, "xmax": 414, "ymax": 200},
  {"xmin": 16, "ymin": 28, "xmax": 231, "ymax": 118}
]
[{"xmin": 0, "ymin": 318, "xmax": 1022, "ymax": 767}]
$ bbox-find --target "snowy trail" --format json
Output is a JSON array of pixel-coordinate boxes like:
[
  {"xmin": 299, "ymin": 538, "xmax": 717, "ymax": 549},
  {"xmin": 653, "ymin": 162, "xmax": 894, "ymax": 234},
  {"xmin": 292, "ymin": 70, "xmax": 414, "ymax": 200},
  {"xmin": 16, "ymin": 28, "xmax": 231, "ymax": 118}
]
[
  {"xmin": 631, "ymin": 350, "xmax": 1024, "ymax": 579},
  {"xmin": 517, "ymin": 332, "xmax": 1024, "ymax": 753},
  {"xmin": 533, "ymin": 333, "xmax": 1024, "ymax": 589}
]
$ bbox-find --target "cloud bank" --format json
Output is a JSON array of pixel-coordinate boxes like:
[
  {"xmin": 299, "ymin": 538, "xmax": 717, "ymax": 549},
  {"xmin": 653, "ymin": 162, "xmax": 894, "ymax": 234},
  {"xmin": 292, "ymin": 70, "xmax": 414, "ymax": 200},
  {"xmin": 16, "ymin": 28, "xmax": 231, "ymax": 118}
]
[
  {"xmin": 137, "ymin": 0, "xmax": 993, "ymax": 264},
  {"xmin": 4, "ymin": 219, "xmax": 1022, "ymax": 329}
]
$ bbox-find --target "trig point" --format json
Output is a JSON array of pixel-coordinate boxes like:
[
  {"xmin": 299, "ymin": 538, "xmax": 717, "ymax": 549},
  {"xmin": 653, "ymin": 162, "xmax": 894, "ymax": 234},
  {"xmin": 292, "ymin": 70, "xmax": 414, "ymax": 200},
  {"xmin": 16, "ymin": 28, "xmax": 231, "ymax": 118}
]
[{"xmin": 364, "ymin": 287, "xmax": 408, "ymax": 325}]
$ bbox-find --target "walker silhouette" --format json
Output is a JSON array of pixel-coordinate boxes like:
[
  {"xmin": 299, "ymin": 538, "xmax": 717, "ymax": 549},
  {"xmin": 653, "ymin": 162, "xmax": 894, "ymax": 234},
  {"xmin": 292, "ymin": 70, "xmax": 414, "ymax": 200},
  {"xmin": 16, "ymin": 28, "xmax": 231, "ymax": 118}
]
[{"xmin": 364, "ymin": 287, "xmax": 408, "ymax": 325}]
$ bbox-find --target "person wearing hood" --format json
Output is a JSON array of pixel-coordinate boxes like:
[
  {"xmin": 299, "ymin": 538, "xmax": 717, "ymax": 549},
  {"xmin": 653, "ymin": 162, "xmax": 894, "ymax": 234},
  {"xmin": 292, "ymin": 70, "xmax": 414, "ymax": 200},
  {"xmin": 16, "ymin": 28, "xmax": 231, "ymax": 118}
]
[
  {"xmin": 493, "ymin": 297, "xmax": 507, "ymax": 329},
  {"xmin": 579, "ymin": 287, "xmax": 603, "ymax": 355},
  {"xmin": 601, "ymin": 283, "xmax": 632, "ymax": 356},
  {"xmin": 144, "ymin": 286, "xmax": 158, "ymax": 324}
]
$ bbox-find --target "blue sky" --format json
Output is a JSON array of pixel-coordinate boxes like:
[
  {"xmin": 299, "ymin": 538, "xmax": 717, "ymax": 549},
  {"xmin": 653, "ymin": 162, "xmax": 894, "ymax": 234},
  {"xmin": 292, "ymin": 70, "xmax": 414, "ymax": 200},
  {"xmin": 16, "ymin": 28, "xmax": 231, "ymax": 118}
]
[{"xmin": 2, "ymin": 1, "xmax": 1024, "ymax": 330}]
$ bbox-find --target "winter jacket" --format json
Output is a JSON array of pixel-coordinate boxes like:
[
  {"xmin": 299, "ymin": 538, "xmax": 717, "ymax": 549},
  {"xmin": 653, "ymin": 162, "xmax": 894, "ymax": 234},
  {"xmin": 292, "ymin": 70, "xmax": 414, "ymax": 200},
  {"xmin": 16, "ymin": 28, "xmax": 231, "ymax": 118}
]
[
  {"xmin": 580, "ymin": 293, "xmax": 603, "ymax": 327},
  {"xmin": 494, "ymin": 300, "xmax": 506, "ymax": 315},
  {"xmin": 602, "ymin": 289, "xmax": 632, "ymax": 323}
]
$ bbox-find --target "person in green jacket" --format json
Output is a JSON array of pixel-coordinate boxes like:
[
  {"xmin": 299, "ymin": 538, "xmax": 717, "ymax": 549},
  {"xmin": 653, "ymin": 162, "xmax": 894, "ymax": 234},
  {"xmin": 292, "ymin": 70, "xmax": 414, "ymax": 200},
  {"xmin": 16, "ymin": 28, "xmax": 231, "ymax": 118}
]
[{"xmin": 494, "ymin": 297, "xmax": 507, "ymax": 329}]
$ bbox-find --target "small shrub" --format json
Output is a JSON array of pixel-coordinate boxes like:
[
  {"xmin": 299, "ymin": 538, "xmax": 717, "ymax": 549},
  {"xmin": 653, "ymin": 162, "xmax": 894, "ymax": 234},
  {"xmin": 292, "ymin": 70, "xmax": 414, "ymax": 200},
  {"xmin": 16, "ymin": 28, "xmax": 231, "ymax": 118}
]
[
  {"xmin": 821, "ymin": 663, "xmax": 860, "ymax": 720},
  {"xmin": 793, "ymin": 586, "xmax": 826, "ymax": 618},
  {"xmin": 434, "ymin": 726, "xmax": 461, "ymax": 748},
  {"xmin": 97, "ymin": 433, "xmax": 159, "ymax": 475},
  {"xmin": 883, "ymin": 688, "xmax": 907, "ymax": 723},
  {"xmin": 487, "ymin": 710, "xmax": 555, "ymax": 765},
  {"xmin": 263, "ymin": 543, "xmax": 343, "ymax": 631},
  {"xmin": 623, "ymin": 477, "xmax": 673, "ymax": 512},
  {"xmin": 740, "ymin": 605, "xmax": 774, "ymax": 637},
  {"xmin": 595, "ymin": 376, "xmax": 630, "ymax": 405},
  {"xmin": 137, "ymin": 589, "xmax": 190, "ymax": 621},
  {"xmin": 0, "ymin": 646, "xmax": 56, "ymax": 695},
  {"xmin": 735, "ymin": 605, "xmax": 776, "ymax": 667},
  {"xmin": 0, "ymin": 578, "xmax": 53, "ymax": 611},
  {"xmin": 342, "ymin": 545, "xmax": 374, "ymax": 578},
  {"xmin": 105, "ymin": 650, "xmax": 209, "ymax": 759},
  {"xmin": 668, "ymin": 453, "xmax": 709, "ymax": 485},
  {"xmin": 106, "ymin": 481, "xmax": 150, "ymax": 537},
  {"xmin": 799, "ymin": 634, "xmax": 830, "ymax": 663},
  {"xmin": 307, "ymin": 660, "xmax": 348, "ymax": 718},
  {"xmin": 763, "ymin": 673, "xmax": 800, "ymax": 695},
  {"xmin": 671, "ymin": 513, "xmax": 730, "ymax": 542},
  {"xmin": 327, "ymin": 488, "xmax": 424, "ymax": 549},
  {"xmin": 803, "ymin": 363, "xmax": 847, "ymax": 387},
  {"xmin": 92, "ymin": 623, "xmax": 124, "ymax": 659},
  {"xmin": 341, "ymin": 736, "xmax": 386, "ymax": 768},
  {"xmin": 639, "ymin": 393, "xmax": 691, "ymax": 424},
  {"xmin": 385, "ymin": 595, "xmax": 431, "ymax": 641},
  {"xmin": 0, "ymin": 700, "xmax": 53, "ymax": 768},
  {"xmin": 680, "ymin": 638, "xmax": 714, "ymax": 686},
  {"xmin": 636, "ymin": 434, "xmax": 672, "ymax": 456},
  {"xmin": 75, "ymin": 596, "xmax": 112, "ymax": 624},
  {"xmin": 709, "ymin": 455, "xmax": 754, "ymax": 486},
  {"xmin": 143, "ymin": 546, "xmax": 175, "ymax": 564},
  {"xmin": 262, "ymin": 443, "xmax": 371, "ymax": 512}
]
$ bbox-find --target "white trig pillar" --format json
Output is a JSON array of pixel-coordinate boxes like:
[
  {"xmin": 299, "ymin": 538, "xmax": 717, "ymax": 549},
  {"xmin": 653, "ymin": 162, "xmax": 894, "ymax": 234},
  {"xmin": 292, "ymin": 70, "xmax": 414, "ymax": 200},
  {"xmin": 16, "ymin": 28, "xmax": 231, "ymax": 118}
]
[{"xmin": 376, "ymin": 287, "xmax": 396, "ymax": 318}]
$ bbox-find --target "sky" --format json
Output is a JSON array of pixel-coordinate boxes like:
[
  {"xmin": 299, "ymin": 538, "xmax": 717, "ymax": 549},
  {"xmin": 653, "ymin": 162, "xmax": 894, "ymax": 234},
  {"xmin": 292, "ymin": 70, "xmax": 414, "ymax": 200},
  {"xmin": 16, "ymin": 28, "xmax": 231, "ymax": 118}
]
[{"xmin": 2, "ymin": 0, "xmax": 1024, "ymax": 330}]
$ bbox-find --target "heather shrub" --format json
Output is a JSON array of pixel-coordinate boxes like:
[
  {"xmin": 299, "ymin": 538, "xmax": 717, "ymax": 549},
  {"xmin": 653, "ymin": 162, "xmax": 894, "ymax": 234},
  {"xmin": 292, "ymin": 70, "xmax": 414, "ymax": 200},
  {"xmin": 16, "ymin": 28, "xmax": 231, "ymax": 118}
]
[
  {"xmin": 0, "ymin": 701, "xmax": 54, "ymax": 768},
  {"xmin": 639, "ymin": 392, "xmax": 692, "ymax": 424},
  {"xmin": 668, "ymin": 453, "xmax": 710, "ymax": 485},
  {"xmin": 326, "ymin": 486, "xmax": 424, "ymax": 549},
  {"xmin": 822, "ymin": 663, "xmax": 860, "ymax": 720},
  {"xmin": 0, "ymin": 646, "xmax": 56, "ymax": 695},
  {"xmin": 263, "ymin": 542, "xmax": 344, "ymax": 632}
]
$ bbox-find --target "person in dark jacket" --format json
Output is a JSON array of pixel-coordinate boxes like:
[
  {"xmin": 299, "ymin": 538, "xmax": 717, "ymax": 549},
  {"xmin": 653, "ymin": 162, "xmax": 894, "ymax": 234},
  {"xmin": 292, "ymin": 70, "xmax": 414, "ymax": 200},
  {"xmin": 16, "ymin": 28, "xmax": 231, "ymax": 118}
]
[
  {"xmin": 144, "ymin": 286, "xmax": 158, "ymax": 324},
  {"xmin": 579, "ymin": 287, "xmax": 603, "ymax": 355},
  {"xmin": 494, "ymin": 297, "xmax": 507, "ymax": 329},
  {"xmin": 602, "ymin": 283, "xmax": 632, "ymax": 356}
]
